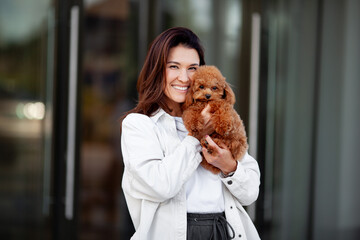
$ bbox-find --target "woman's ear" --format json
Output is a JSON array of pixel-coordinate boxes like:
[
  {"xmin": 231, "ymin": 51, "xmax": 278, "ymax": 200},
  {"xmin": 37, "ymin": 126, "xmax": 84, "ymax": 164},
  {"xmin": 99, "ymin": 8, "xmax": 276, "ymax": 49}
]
[{"xmin": 223, "ymin": 81, "xmax": 236, "ymax": 105}]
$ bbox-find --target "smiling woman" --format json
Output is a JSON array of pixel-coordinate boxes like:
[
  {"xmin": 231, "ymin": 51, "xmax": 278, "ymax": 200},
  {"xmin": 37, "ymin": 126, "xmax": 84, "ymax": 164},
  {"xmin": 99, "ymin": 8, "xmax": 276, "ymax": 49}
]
[
  {"xmin": 120, "ymin": 27, "xmax": 261, "ymax": 240},
  {"xmin": 163, "ymin": 45, "xmax": 200, "ymax": 116},
  {"xmin": 122, "ymin": 27, "xmax": 205, "ymax": 118}
]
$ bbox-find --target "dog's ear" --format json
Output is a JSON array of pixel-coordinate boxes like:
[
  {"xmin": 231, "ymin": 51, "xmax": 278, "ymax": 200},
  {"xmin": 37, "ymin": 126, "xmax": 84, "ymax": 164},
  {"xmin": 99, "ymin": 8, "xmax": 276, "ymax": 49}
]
[
  {"xmin": 182, "ymin": 83, "xmax": 194, "ymax": 110},
  {"xmin": 223, "ymin": 81, "xmax": 236, "ymax": 105}
]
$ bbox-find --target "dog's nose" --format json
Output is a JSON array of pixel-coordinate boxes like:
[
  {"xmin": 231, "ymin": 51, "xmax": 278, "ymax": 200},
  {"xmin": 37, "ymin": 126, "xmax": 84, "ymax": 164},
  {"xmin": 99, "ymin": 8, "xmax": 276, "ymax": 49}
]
[{"xmin": 205, "ymin": 94, "xmax": 211, "ymax": 99}]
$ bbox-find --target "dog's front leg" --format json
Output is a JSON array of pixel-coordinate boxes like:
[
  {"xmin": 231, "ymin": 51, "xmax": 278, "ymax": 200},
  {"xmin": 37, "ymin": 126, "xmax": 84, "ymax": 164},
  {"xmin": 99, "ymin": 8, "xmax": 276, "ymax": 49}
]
[
  {"xmin": 183, "ymin": 108, "xmax": 205, "ymax": 139},
  {"xmin": 211, "ymin": 103, "xmax": 233, "ymax": 136}
]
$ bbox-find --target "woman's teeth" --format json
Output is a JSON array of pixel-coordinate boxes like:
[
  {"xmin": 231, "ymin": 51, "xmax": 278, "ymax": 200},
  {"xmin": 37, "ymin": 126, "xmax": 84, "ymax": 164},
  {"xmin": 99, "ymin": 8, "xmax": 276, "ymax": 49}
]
[{"xmin": 173, "ymin": 86, "xmax": 188, "ymax": 91}]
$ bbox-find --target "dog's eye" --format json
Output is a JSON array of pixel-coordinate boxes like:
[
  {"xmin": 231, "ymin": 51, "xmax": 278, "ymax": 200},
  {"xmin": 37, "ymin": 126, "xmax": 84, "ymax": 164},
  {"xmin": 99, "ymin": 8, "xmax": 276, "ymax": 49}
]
[
  {"xmin": 212, "ymin": 86, "xmax": 218, "ymax": 90},
  {"xmin": 199, "ymin": 85, "xmax": 204, "ymax": 89}
]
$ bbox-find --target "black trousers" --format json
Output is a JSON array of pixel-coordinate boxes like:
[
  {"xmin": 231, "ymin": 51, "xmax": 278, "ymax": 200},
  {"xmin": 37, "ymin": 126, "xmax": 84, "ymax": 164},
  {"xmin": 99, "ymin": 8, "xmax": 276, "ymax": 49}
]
[{"xmin": 187, "ymin": 212, "xmax": 235, "ymax": 240}]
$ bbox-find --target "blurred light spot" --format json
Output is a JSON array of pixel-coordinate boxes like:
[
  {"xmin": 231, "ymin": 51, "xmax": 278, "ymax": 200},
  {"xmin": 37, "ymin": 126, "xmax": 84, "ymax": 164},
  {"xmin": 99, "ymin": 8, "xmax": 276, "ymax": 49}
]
[
  {"xmin": 16, "ymin": 103, "xmax": 25, "ymax": 119},
  {"xmin": 21, "ymin": 102, "xmax": 45, "ymax": 120}
]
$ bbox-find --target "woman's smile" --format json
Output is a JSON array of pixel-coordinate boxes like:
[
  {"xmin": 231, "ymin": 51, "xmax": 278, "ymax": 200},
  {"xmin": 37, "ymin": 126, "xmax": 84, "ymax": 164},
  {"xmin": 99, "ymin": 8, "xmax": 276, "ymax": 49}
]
[{"xmin": 172, "ymin": 85, "xmax": 190, "ymax": 91}]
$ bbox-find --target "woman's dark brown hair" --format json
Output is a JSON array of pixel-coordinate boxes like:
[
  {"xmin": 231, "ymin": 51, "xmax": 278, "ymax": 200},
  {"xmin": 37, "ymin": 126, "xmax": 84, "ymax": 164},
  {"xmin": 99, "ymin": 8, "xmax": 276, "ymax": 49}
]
[{"xmin": 123, "ymin": 27, "xmax": 205, "ymax": 118}]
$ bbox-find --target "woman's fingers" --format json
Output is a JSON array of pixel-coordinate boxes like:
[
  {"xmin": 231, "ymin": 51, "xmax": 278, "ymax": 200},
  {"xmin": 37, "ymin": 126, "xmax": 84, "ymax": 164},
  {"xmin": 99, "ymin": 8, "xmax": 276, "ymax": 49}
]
[
  {"xmin": 203, "ymin": 135, "xmax": 217, "ymax": 149},
  {"xmin": 217, "ymin": 141, "xmax": 229, "ymax": 150},
  {"xmin": 203, "ymin": 135, "xmax": 228, "ymax": 151},
  {"xmin": 201, "ymin": 104, "xmax": 211, "ymax": 124},
  {"xmin": 202, "ymin": 135, "xmax": 221, "ymax": 157},
  {"xmin": 202, "ymin": 135, "xmax": 237, "ymax": 174},
  {"xmin": 202, "ymin": 120, "xmax": 214, "ymax": 136},
  {"xmin": 199, "ymin": 105, "xmax": 214, "ymax": 137}
]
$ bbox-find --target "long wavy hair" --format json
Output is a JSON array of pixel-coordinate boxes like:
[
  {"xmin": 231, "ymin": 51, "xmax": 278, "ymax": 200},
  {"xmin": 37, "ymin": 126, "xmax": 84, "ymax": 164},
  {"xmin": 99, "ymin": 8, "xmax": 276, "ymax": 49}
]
[{"xmin": 123, "ymin": 27, "xmax": 205, "ymax": 119}]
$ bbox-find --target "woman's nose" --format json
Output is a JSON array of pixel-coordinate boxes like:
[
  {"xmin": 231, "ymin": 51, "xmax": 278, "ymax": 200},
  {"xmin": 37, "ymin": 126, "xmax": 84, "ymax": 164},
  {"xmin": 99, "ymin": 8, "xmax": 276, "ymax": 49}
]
[{"xmin": 178, "ymin": 69, "xmax": 189, "ymax": 81}]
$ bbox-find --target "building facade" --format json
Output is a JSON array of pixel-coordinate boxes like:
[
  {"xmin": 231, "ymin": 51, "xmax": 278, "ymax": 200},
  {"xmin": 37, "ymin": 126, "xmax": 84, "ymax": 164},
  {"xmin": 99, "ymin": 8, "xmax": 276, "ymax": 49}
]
[{"xmin": 0, "ymin": 0, "xmax": 359, "ymax": 239}]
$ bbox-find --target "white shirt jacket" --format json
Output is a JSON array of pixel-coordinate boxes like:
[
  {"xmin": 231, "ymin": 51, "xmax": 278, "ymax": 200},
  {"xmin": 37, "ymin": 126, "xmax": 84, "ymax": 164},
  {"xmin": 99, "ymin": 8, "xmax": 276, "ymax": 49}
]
[{"xmin": 121, "ymin": 108, "xmax": 261, "ymax": 240}]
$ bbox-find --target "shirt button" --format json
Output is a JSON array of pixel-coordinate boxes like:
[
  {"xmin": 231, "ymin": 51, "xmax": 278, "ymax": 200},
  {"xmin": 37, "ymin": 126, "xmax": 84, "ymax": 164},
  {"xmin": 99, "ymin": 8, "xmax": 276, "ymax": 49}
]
[
  {"xmin": 227, "ymin": 180, "xmax": 233, "ymax": 185},
  {"xmin": 239, "ymin": 234, "xmax": 242, "ymax": 238},
  {"xmin": 230, "ymin": 206, "xmax": 233, "ymax": 209}
]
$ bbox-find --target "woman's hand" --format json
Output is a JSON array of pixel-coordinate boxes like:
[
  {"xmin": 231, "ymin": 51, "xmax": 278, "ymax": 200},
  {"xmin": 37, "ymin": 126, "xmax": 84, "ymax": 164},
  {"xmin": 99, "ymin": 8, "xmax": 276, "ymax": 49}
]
[
  {"xmin": 201, "ymin": 135, "xmax": 237, "ymax": 175},
  {"xmin": 192, "ymin": 104, "xmax": 214, "ymax": 140}
]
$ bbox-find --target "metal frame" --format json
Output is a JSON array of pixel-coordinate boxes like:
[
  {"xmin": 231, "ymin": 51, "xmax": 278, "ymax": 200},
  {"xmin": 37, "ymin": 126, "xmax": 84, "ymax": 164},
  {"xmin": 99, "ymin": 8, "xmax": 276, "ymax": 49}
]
[{"xmin": 53, "ymin": 0, "xmax": 82, "ymax": 239}]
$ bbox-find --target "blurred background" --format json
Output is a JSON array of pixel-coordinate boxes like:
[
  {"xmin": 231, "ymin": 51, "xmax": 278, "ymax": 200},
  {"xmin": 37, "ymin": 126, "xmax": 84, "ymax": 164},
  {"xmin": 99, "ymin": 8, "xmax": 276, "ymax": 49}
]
[{"xmin": 0, "ymin": 0, "xmax": 359, "ymax": 239}]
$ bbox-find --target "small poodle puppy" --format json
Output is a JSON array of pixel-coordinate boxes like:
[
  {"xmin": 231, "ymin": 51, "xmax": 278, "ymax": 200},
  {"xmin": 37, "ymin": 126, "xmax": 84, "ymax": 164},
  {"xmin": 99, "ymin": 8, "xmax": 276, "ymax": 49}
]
[{"xmin": 182, "ymin": 65, "xmax": 248, "ymax": 174}]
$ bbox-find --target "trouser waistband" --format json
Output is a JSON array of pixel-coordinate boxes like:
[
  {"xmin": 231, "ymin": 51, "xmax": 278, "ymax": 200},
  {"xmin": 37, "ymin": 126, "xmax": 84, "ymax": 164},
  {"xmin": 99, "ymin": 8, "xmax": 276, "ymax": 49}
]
[{"xmin": 187, "ymin": 212, "xmax": 235, "ymax": 239}]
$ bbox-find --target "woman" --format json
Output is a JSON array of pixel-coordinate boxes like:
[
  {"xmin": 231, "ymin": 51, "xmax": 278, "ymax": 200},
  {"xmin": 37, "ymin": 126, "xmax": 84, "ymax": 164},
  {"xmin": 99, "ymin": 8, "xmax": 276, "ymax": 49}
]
[{"xmin": 121, "ymin": 27, "xmax": 260, "ymax": 240}]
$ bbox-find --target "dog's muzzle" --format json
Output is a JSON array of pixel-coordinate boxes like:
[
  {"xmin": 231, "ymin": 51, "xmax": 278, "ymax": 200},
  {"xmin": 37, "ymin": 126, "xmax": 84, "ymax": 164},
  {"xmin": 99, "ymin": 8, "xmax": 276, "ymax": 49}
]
[{"xmin": 205, "ymin": 94, "xmax": 211, "ymax": 99}]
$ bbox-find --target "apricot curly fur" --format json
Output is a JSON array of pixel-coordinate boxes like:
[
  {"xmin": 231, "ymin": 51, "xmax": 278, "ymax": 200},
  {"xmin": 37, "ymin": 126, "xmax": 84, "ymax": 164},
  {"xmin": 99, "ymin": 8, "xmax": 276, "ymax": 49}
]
[{"xmin": 182, "ymin": 65, "xmax": 248, "ymax": 174}]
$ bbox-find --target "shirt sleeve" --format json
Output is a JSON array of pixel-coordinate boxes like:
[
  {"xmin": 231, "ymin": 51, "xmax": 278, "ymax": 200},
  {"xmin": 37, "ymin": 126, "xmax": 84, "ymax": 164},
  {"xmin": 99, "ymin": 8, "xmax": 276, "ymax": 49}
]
[
  {"xmin": 121, "ymin": 113, "xmax": 202, "ymax": 203},
  {"xmin": 220, "ymin": 152, "xmax": 260, "ymax": 206}
]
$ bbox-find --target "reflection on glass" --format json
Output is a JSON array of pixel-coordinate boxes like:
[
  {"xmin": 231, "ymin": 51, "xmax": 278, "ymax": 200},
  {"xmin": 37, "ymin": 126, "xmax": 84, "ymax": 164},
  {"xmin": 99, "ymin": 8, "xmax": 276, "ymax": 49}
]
[
  {"xmin": 80, "ymin": 0, "xmax": 135, "ymax": 239},
  {"xmin": 0, "ymin": 0, "xmax": 55, "ymax": 239},
  {"xmin": 161, "ymin": 0, "xmax": 242, "ymax": 85}
]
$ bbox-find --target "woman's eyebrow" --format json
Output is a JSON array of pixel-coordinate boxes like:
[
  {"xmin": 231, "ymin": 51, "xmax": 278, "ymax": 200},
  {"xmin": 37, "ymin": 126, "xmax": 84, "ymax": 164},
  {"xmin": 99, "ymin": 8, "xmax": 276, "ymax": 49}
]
[{"xmin": 166, "ymin": 61, "xmax": 199, "ymax": 66}]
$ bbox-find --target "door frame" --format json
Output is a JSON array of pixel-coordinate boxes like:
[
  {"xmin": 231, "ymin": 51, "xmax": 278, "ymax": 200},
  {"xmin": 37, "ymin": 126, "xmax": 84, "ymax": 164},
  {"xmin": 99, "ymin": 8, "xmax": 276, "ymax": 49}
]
[{"xmin": 53, "ymin": 0, "xmax": 83, "ymax": 239}]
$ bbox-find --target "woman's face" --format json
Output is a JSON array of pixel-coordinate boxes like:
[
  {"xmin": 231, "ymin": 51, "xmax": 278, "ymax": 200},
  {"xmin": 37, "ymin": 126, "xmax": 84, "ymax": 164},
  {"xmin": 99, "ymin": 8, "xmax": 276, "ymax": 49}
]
[{"xmin": 164, "ymin": 44, "xmax": 200, "ymax": 104}]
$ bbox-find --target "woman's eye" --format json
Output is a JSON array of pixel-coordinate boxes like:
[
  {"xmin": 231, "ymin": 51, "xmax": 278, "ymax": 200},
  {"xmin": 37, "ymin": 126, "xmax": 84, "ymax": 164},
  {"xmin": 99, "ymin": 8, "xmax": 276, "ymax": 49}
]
[
  {"xmin": 199, "ymin": 85, "xmax": 204, "ymax": 89},
  {"xmin": 188, "ymin": 67, "xmax": 197, "ymax": 71},
  {"xmin": 169, "ymin": 65, "xmax": 178, "ymax": 69},
  {"xmin": 212, "ymin": 86, "xmax": 218, "ymax": 90}
]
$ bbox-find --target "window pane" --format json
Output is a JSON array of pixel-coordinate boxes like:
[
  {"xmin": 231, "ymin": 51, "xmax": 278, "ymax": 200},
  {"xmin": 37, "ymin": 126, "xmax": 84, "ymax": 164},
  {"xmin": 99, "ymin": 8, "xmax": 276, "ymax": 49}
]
[{"xmin": 0, "ymin": 0, "xmax": 55, "ymax": 239}]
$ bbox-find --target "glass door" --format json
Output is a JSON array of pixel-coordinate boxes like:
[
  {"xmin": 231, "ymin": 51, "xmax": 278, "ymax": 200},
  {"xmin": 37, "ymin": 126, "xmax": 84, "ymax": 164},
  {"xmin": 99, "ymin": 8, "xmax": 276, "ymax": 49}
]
[
  {"xmin": 0, "ymin": 0, "xmax": 56, "ymax": 239},
  {"xmin": 79, "ymin": 0, "xmax": 136, "ymax": 239},
  {"xmin": 0, "ymin": 0, "xmax": 82, "ymax": 239},
  {"xmin": 257, "ymin": 0, "xmax": 360, "ymax": 239}
]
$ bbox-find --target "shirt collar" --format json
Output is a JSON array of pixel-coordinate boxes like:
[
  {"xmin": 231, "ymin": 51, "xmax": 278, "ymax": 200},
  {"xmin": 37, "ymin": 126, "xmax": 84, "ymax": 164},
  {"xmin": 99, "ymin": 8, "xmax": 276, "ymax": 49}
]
[{"xmin": 150, "ymin": 108, "xmax": 168, "ymax": 123}]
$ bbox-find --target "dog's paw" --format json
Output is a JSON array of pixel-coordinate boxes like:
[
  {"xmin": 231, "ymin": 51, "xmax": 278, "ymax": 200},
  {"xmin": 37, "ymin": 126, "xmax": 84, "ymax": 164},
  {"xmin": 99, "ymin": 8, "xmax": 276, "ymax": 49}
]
[{"xmin": 200, "ymin": 138, "xmax": 215, "ymax": 154}]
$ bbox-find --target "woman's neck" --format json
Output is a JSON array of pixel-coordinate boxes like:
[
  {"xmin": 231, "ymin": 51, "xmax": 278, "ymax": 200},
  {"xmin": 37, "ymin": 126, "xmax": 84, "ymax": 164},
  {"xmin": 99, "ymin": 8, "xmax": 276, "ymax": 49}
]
[
  {"xmin": 166, "ymin": 104, "xmax": 182, "ymax": 117},
  {"xmin": 163, "ymin": 97, "xmax": 182, "ymax": 117}
]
